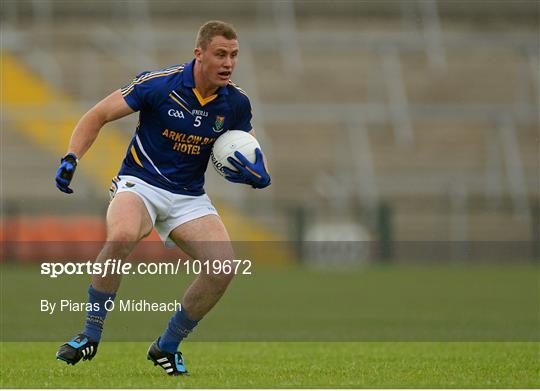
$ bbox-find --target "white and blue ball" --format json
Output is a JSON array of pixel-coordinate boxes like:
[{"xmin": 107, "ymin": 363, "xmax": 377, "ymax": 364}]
[{"xmin": 210, "ymin": 130, "xmax": 260, "ymax": 177}]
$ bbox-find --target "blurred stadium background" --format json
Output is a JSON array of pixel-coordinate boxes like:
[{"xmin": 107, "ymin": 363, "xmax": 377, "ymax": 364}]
[{"xmin": 1, "ymin": 0, "xmax": 539, "ymax": 263}]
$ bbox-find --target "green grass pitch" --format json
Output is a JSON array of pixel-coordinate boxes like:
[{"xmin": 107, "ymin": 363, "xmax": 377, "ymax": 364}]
[{"xmin": 1, "ymin": 341, "xmax": 538, "ymax": 388}]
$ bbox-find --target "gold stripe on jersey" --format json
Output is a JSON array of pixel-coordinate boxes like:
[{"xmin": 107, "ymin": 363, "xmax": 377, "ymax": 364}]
[
  {"xmin": 121, "ymin": 66, "xmax": 184, "ymax": 97},
  {"xmin": 192, "ymin": 88, "xmax": 218, "ymax": 107},
  {"xmin": 228, "ymin": 81, "xmax": 249, "ymax": 98},
  {"xmin": 169, "ymin": 93, "xmax": 191, "ymax": 113},
  {"xmin": 130, "ymin": 145, "xmax": 143, "ymax": 167},
  {"xmin": 124, "ymin": 65, "xmax": 184, "ymax": 89}
]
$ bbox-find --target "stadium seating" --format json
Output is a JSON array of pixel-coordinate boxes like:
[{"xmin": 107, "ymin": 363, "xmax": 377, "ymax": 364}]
[{"xmin": 2, "ymin": 0, "xmax": 538, "ymax": 246}]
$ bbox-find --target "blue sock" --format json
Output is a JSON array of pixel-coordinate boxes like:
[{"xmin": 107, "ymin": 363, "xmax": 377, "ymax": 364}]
[
  {"xmin": 158, "ymin": 305, "xmax": 199, "ymax": 353},
  {"xmin": 83, "ymin": 285, "xmax": 116, "ymax": 342}
]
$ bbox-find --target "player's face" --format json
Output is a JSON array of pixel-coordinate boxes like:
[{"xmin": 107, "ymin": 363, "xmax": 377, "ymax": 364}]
[{"xmin": 196, "ymin": 36, "xmax": 239, "ymax": 88}]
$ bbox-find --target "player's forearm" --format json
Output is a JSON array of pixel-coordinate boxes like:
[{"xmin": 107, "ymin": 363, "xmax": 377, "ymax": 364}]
[
  {"xmin": 66, "ymin": 89, "xmax": 134, "ymax": 159},
  {"xmin": 66, "ymin": 109, "xmax": 107, "ymax": 159}
]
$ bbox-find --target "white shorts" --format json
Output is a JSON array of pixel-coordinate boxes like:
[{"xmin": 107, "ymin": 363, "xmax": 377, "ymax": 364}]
[{"xmin": 110, "ymin": 175, "xmax": 218, "ymax": 246}]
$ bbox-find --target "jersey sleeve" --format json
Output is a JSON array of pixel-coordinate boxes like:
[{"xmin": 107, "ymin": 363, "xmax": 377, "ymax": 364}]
[
  {"xmin": 232, "ymin": 93, "xmax": 253, "ymax": 132},
  {"xmin": 120, "ymin": 71, "xmax": 159, "ymax": 112}
]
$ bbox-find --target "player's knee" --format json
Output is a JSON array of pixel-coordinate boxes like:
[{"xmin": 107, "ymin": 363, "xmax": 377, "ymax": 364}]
[{"xmin": 106, "ymin": 227, "xmax": 142, "ymax": 243}]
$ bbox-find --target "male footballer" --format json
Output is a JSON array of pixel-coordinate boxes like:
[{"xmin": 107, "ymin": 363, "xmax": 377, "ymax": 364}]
[{"xmin": 54, "ymin": 20, "xmax": 270, "ymax": 376}]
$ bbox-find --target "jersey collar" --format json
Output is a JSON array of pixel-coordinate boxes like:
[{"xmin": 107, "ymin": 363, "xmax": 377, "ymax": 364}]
[{"xmin": 182, "ymin": 59, "xmax": 229, "ymax": 96}]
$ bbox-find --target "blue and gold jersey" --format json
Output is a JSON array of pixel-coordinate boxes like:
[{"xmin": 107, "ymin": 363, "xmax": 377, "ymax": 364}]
[{"xmin": 118, "ymin": 59, "xmax": 252, "ymax": 195}]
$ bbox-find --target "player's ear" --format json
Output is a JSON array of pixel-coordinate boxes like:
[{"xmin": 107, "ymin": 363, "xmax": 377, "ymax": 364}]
[{"xmin": 194, "ymin": 47, "xmax": 202, "ymax": 62}]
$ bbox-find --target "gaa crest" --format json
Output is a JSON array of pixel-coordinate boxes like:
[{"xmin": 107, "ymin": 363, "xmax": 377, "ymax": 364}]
[{"xmin": 213, "ymin": 115, "xmax": 225, "ymax": 133}]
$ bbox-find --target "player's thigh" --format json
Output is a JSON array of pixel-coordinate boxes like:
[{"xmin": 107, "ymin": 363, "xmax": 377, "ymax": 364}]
[
  {"xmin": 169, "ymin": 214, "xmax": 234, "ymax": 260},
  {"xmin": 106, "ymin": 191, "xmax": 153, "ymax": 242}
]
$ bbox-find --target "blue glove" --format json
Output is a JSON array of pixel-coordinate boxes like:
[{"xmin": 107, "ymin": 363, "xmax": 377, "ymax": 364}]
[
  {"xmin": 55, "ymin": 152, "xmax": 78, "ymax": 194},
  {"xmin": 223, "ymin": 148, "xmax": 271, "ymax": 189}
]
